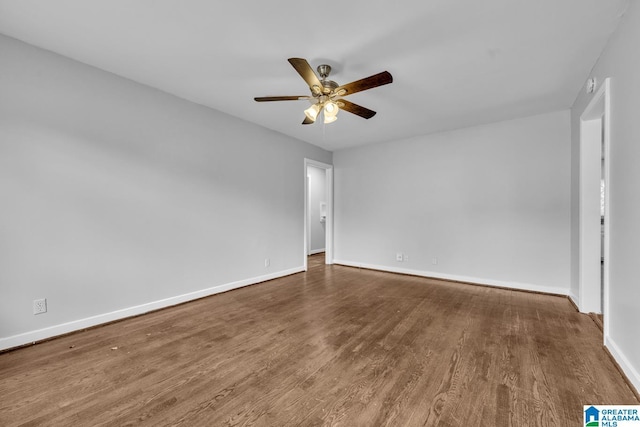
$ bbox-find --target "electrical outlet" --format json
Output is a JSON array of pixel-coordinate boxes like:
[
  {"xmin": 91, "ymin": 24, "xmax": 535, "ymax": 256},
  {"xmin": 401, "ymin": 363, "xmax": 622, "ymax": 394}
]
[
  {"xmin": 432, "ymin": 258, "xmax": 438, "ymax": 265},
  {"xmin": 264, "ymin": 258, "xmax": 270, "ymax": 267},
  {"xmin": 396, "ymin": 253, "xmax": 403, "ymax": 262},
  {"xmin": 33, "ymin": 298, "xmax": 47, "ymax": 315}
]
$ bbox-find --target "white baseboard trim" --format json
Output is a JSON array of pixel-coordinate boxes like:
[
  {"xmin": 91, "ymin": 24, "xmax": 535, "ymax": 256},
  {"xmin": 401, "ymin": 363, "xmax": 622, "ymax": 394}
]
[
  {"xmin": 0, "ymin": 266, "xmax": 304, "ymax": 351},
  {"xmin": 333, "ymin": 259, "xmax": 569, "ymax": 296},
  {"xmin": 605, "ymin": 335, "xmax": 640, "ymax": 395},
  {"xmin": 568, "ymin": 292, "xmax": 579, "ymax": 310},
  {"xmin": 308, "ymin": 249, "xmax": 326, "ymax": 255}
]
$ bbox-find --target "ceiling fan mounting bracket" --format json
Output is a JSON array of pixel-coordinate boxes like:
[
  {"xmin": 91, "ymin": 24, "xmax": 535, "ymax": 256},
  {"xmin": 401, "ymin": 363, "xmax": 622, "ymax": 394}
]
[{"xmin": 317, "ymin": 64, "xmax": 331, "ymax": 79}]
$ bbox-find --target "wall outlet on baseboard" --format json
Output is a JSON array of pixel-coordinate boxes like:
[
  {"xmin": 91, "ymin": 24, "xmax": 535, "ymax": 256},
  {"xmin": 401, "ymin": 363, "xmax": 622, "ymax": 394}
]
[
  {"xmin": 432, "ymin": 257, "xmax": 438, "ymax": 265},
  {"xmin": 33, "ymin": 298, "xmax": 47, "ymax": 315},
  {"xmin": 264, "ymin": 258, "xmax": 270, "ymax": 267},
  {"xmin": 396, "ymin": 253, "xmax": 403, "ymax": 262}
]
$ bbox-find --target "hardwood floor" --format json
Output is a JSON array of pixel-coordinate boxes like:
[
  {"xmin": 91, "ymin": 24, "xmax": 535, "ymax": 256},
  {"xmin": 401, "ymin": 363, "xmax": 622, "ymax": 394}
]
[{"xmin": 1, "ymin": 254, "xmax": 637, "ymax": 426}]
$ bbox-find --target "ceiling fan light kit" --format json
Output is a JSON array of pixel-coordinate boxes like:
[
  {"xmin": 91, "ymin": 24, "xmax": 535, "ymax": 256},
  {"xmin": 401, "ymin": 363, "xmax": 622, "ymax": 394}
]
[
  {"xmin": 303, "ymin": 95, "xmax": 339, "ymax": 124},
  {"xmin": 323, "ymin": 100, "xmax": 339, "ymax": 124},
  {"xmin": 255, "ymin": 58, "xmax": 393, "ymax": 125},
  {"xmin": 304, "ymin": 103, "xmax": 321, "ymax": 121}
]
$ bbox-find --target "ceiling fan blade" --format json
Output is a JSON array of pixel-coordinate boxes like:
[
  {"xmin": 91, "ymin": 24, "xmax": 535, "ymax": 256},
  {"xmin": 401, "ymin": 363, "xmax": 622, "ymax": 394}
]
[
  {"xmin": 335, "ymin": 71, "xmax": 393, "ymax": 96},
  {"xmin": 288, "ymin": 58, "xmax": 323, "ymax": 95},
  {"xmin": 302, "ymin": 116, "xmax": 315, "ymax": 125},
  {"xmin": 337, "ymin": 99, "xmax": 377, "ymax": 119},
  {"xmin": 254, "ymin": 96, "xmax": 310, "ymax": 102}
]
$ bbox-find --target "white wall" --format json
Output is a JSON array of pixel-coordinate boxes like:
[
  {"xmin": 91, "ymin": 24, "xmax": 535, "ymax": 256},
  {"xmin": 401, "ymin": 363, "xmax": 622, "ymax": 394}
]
[
  {"xmin": 334, "ymin": 110, "xmax": 571, "ymax": 295},
  {"xmin": 0, "ymin": 35, "xmax": 331, "ymax": 349},
  {"xmin": 570, "ymin": 0, "xmax": 640, "ymax": 392},
  {"xmin": 307, "ymin": 166, "xmax": 326, "ymax": 254}
]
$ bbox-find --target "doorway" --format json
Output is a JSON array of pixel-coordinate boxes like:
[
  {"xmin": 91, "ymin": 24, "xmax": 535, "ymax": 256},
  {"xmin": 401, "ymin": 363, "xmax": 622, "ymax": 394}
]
[
  {"xmin": 304, "ymin": 159, "xmax": 333, "ymax": 270},
  {"xmin": 307, "ymin": 165, "xmax": 327, "ymax": 255},
  {"xmin": 579, "ymin": 77, "xmax": 610, "ymax": 340}
]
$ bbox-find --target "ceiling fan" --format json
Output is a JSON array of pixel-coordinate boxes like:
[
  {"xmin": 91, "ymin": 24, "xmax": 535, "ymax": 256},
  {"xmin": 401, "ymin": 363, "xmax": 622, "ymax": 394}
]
[{"xmin": 254, "ymin": 58, "xmax": 393, "ymax": 125}]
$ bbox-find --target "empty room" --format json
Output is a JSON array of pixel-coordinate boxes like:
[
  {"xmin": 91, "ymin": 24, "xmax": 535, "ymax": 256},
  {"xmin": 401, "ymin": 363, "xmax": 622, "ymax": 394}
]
[{"xmin": 1, "ymin": 1, "xmax": 640, "ymax": 425}]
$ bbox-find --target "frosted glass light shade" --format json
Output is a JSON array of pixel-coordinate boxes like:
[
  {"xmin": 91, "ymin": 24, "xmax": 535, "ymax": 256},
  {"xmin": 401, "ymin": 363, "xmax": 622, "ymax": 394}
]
[
  {"xmin": 323, "ymin": 100, "xmax": 339, "ymax": 123},
  {"xmin": 324, "ymin": 114, "xmax": 337, "ymax": 124},
  {"xmin": 324, "ymin": 101, "xmax": 338, "ymax": 115},
  {"xmin": 304, "ymin": 104, "xmax": 321, "ymax": 121}
]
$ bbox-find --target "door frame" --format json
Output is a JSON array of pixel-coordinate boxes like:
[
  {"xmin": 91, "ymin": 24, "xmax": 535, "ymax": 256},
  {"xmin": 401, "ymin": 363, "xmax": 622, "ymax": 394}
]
[
  {"xmin": 304, "ymin": 159, "xmax": 333, "ymax": 270},
  {"xmin": 579, "ymin": 77, "xmax": 610, "ymax": 340}
]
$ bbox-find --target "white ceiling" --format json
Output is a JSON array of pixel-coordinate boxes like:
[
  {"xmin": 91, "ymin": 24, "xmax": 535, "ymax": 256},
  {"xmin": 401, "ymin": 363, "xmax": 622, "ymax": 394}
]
[{"xmin": 0, "ymin": 0, "xmax": 628, "ymax": 151}]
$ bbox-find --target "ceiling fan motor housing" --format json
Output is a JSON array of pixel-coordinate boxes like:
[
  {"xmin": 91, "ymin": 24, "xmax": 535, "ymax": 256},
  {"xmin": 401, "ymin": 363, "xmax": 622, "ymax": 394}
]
[{"xmin": 322, "ymin": 79, "xmax": 338, "ymax": 92}]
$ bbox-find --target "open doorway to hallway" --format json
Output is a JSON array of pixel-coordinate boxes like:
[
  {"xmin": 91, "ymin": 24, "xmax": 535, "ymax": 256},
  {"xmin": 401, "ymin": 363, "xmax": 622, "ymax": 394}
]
[
  {"xmin": 307, "ymin": 165, "xmax": 327, "ymax": 257},
  {"xmin": 579, "ymin": 77, "xmax": 610, "ymax": 341},
  {"xmin": 304, "ymin": 159, "xmax": 333, "ymax": 270}
]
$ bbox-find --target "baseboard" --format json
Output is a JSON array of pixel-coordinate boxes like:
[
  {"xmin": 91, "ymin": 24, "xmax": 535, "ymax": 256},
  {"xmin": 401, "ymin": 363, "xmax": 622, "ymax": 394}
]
[
  {"xmin": 0, "ymin": 266, "xmax": 304, "ymax": 352},
  {"xmin": 333, "ymin": 259, "xmax": 569, "ymax": 296},
  {"xmin": 605, "ymin": 335, "xmax": 640, "ymax": 398},
  {"xmin": 568, "ymin": 292, "xmax": 580, "ymax": 311},
  {"xmin": 308, "ymin": 249, "xmax": 326, "ymax": 255}
]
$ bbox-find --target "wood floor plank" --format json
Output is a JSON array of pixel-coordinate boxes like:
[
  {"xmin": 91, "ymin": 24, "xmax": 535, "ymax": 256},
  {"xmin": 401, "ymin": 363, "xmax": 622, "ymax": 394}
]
[{"xmin": 1, "ymin": 255, "xmax": 638, "ymax": 426}]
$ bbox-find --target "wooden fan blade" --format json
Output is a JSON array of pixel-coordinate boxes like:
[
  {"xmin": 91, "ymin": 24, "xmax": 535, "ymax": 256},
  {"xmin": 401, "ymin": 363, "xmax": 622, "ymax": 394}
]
[
  {"xmin": 302, "ymin": 116, "xmax": 315, "ymax": 125},
  {"xmin": 335, "ymin": 71, "xmax": 393, "ymax": 96},
  {"xmin": 337, "ymin": 99, "xmax": 377, "ymax": 119},
  {"xmin": 288, "ymin": 58, "xmax": 323, "ymax": 95},
  {"xmin": 254, "ymin": 96, "xmax": 310, "ymax": 102}
]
